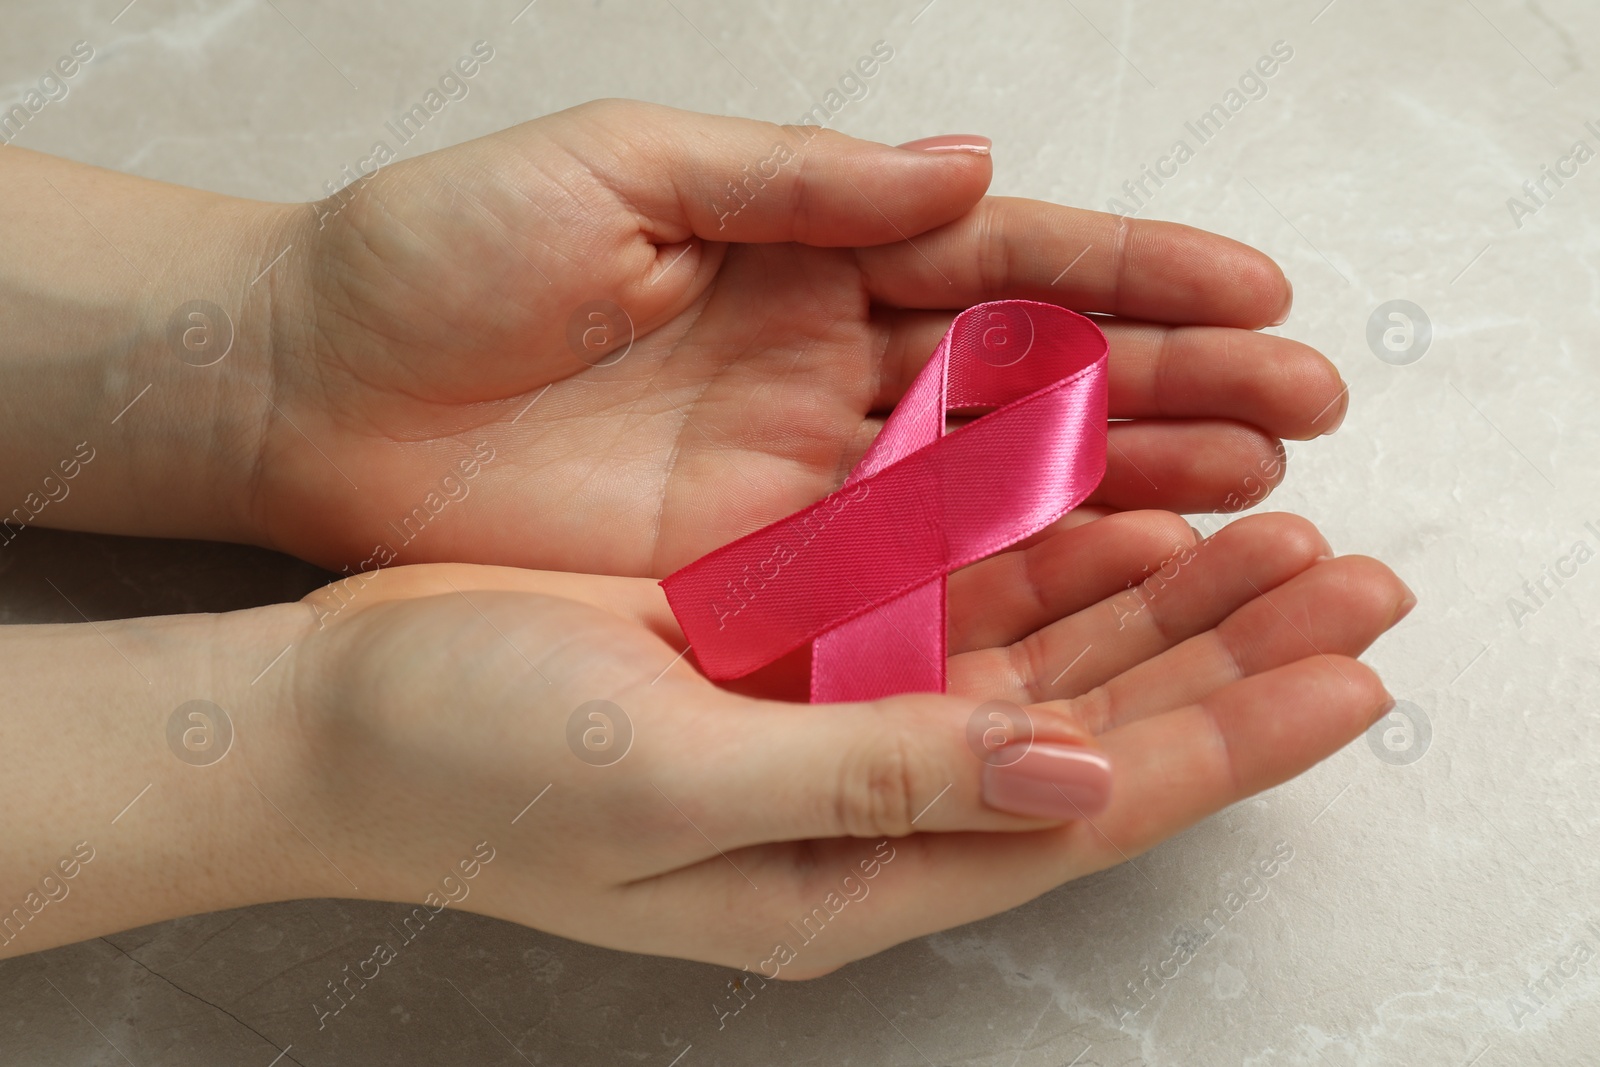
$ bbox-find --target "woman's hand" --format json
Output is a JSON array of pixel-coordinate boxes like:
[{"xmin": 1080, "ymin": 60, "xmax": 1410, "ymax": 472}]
[
  {"xmin": 246, "ymin": 99, "xmax": 1343, "ymax": 575},
  {"xmin": 0, "ymin": 101, "xmax": 1340, "ymax": 574},
  {"xmin": 240, "ymin": 510, "xmax": 1407, "ymax": 976},
  {"xmin": 0, "ymin": 510, "xmax": 1409, "ymax": 968}
]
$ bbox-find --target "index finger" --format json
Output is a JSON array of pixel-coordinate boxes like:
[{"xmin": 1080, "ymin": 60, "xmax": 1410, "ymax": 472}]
[{"xmin": 853, "ymin": 196, "xmax": 1293, "ymax": 329}]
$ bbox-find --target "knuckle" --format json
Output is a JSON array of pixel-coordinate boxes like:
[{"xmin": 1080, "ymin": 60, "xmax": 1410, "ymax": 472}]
[
  {"xmin": 1152, "ymin": 325, "xmax": 1182, "ymax": 418},
  {"xmin": 1109, "ymin": 213, "xmax": 1133, "ymax": 313},
  {"xmin": 833, "ymin": 722, "xmax": 926, "ymax": 838},
  {"xmin": 973, "ymin": 199, "xmax": 1008, "ymax": 296},
  {"xmin": 1013, "ymin": 635, "xmax": 1051, "ymax": 703},
  {"xmin": 787, "ymin": 156, "xmax": 816, "ymax": 242},
  {"xmin": 779, "ymin": 126, "xmax": 847, "ymax": 243},
  {"xmin": 1263, "ymin": 511, "xmax": 1324, "ymax": 555},
  {"xmin": 1032, "ymin": 693, "xmax": 1103, "ymax": 738},
  {"xmin": 1132, "ymin": 510, "xmax": 1198, "ymax": 559},
  {"xmin": 1235, "ymin": 510, "xmax": 1326, "ymax": 562}
]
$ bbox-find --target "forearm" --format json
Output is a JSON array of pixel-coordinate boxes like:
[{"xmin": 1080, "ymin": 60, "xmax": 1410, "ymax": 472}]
[
  {"xmin": 0, "ymin": 146, "xmax": 307, "ymax": 545},
  {"xmin": 0, "ymin": 602, "xmax": 313, "ymax": 957}
]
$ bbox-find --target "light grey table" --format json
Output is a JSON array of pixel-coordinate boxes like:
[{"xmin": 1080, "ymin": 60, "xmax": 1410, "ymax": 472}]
[{"xmin": 2, "ymin": 1, "xmax": 1595, "ymax": 1063}]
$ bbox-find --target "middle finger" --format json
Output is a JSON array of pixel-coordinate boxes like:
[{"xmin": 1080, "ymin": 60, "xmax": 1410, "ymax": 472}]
[{"xmin": 870, "ymin": 309, "xmax": 1346, "ymax": 440}]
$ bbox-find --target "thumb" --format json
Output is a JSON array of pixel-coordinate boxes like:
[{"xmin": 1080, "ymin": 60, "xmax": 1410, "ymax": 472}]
[
  {"xmin": 545, "ymin": 98, "xmax": 992, "ymax": 247},
  {"xmin": 673, "ymin": 691, "xmax": 1112, "ymax": 849}
]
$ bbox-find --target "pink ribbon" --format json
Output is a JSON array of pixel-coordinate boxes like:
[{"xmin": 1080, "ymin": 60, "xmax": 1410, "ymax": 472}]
[{"xmin": 662, "ymin": 300, "xmax": 1110, "ymax": 703}]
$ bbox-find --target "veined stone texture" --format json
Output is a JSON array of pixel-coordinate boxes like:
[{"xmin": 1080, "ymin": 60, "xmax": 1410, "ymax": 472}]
[{"xmin": 1, "ymin": 1, "xmax": 1596, "ymax": 1064}]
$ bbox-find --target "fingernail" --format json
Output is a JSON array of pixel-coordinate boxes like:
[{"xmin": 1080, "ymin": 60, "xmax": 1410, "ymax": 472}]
[
  {"xmin": 982, "ymin": 743, "xmax": 1112, "ymax": 820},
  {"xmin": 1394, "ymin": 583, "xmax": 1418, "ymax": 624},
  {"xmin": 1322, "ymin": 384, "xmax": 1351, "ymax": 435},
  {"xmin": 1371, "ymin": 696, "xmax": 1397, "ymax": 727},
  {"xmin": 1269, "ymin": 277, "xmax": 1294, "ymax": 327},
  {"xmin": 897, "ymin": 134, "xmax": 992, "ymax": 155}
]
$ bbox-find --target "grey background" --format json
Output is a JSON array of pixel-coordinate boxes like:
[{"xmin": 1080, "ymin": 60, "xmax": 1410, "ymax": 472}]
[{"xmin": 1, "ymin": 0, "xmax": 1595, "ymax": 1063}]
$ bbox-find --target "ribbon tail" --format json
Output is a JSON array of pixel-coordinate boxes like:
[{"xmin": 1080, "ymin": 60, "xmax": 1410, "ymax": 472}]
[{"xmin": 812, "ymin": 578, "xmax": 945, "ymax": 703}]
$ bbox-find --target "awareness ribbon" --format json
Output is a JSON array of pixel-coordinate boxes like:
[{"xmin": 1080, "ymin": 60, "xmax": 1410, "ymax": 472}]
[{"xmin": 661, "ymin": 300, "xmax": 1109, "ymax": 703}]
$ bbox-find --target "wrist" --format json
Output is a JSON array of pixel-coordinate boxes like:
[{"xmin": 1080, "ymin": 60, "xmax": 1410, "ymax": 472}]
[
  {"xmin": 145, "ymin": 198, "xmax": 319, "ymax": 546},
  {"xmin": 0, "ymin": 599, "xmax": 321, "ymax": 957},
  {"xmin": 107, "ymin": 197, "xmax": 314, "ymax": 546},
  {"xmin": 0, "ymin": 146, "xmax": 314, "ymax": 547}
]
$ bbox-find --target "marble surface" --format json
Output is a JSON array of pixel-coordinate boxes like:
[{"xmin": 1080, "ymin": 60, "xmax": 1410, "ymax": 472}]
[{"xmin": 3, "ymin": 0, "xmax": 1598, "ymax": 1063}]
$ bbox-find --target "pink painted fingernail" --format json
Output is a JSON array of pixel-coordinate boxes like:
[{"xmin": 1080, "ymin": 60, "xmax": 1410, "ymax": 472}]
[
  {"xmin": 982, "ymin": 743, "xmax": 1112, "ymax": 820},
  {"xmin": 897, "ymin": 134, "xmax": 992, "ymax": 155}
]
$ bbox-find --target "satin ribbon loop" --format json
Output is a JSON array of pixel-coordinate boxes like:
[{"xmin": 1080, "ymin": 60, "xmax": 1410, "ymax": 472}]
[{"xmin": 662, "ymin": 300, "xmax": 1110, "ymax": 703}]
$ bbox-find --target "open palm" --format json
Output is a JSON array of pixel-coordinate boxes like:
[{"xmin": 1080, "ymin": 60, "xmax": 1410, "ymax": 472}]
[
  {"xmin": 253, "ymin": 100, "xmax": 1344, "ymax": 576},
  {"xmin": 259, "ymin": 509, "xmax": 1407, "ymax": 972}
]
